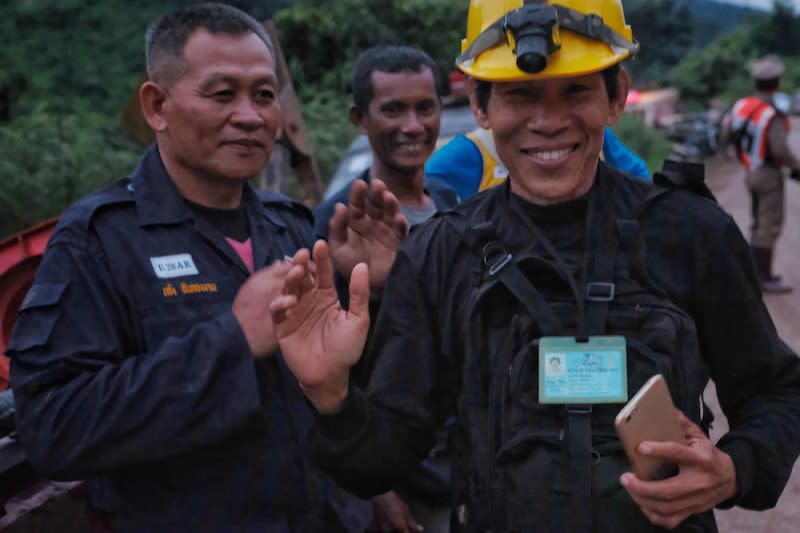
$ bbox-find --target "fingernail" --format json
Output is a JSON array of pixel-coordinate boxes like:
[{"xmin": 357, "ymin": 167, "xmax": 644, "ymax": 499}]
[
  {"xmin": 639, "ymin": 443, "xmax": 652, "ymax": 455},
  {"xmin": 620, "ymin": 474, "xmax": 630, "ymax": 487}
]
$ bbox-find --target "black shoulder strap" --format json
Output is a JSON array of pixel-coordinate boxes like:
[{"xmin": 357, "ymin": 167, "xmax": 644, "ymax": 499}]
[
  {"xmin": 582, "ymin": 174, "xmax": 619, "ymax": 339},
  {"xmin": 618, "ymin": 159, "xmax": 715, "ymax": 298},
  {"xmin": 443, "ymin": 213, "xmax": 565, "ymax": 337}
]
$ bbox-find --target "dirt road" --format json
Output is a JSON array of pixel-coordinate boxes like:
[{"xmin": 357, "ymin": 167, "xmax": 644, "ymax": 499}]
[{"xmin": 698, "ymin": 141, "xmax": 800, "ymax": 531}]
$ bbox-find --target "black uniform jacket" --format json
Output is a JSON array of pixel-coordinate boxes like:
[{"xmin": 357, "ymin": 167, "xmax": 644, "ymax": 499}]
[
  {"xmin": 7, "ymin": 146, "xmax": 370, "ymax": 533},
  {"xmin": 311, "ymin": 162, "xmax": 800, "ymax": 530}
]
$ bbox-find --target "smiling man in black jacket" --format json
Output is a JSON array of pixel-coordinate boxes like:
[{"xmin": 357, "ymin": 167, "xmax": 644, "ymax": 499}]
[{"xmin": 272, "ymin": 1, "xmax": 800, "ymax": 532}]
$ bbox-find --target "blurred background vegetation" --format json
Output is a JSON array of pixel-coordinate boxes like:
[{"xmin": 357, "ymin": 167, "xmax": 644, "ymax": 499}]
[{"xmin": 1, "ymin": 0, "xmax": 799, "ymax": 237}]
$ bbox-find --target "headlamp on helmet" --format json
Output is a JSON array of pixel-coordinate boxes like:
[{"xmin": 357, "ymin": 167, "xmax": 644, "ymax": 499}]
[
  {"xmin": 456, "ymin": 0, "xmax": 638, "ymax": 75},
  {"xmin": 505, "ymin": 3, "xmax": 562, "ymax": 73}
]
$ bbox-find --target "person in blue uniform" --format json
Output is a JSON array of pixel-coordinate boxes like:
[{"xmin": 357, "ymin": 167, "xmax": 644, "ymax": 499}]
[{"xmin": 5, "ymin": 4, "xmax": 404, "ymax": 532}]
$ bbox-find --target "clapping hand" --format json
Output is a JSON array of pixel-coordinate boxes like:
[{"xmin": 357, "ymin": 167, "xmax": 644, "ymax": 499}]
[{"xmin": 232, "ymin": 260, "xmax": 294, "ymax": 358}]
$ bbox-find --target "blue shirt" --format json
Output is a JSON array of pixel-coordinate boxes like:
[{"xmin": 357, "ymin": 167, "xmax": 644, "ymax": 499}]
[{"xmin": 601, "ymin": 128, "xmax": 651, "ymax": 182}]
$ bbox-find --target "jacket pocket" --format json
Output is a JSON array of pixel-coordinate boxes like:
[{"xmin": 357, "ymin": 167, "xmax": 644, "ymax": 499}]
[{"xmin": 7, "ymin": 281, "xmax": 69, "ymax": 352}]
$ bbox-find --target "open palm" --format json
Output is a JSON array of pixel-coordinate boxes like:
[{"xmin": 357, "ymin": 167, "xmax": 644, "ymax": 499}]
[
  {"xmin": 328, "ymin": 179, "xmax": 407, "ymax": 289},
  {"xmin": 272, "ymin": 241, "xmax": 371, "ymax": 412}
]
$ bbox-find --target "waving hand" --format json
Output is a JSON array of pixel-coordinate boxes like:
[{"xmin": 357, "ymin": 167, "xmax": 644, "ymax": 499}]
[
  {"xmin": 327, "ymin": 179, "xmax": 408, "ymax": 290},
  {"xmin": 271, "ymin": 240, "xmax": 371, "ymax": 413}
]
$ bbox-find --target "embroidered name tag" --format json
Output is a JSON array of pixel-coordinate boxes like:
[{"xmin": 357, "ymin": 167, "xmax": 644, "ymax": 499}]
[
  {"xmin": 162, "ymin": 282, "xmax": 218, "ymax": 297},
  {"xmin": 150, "ymin": 254, "xmax": 199, "ymax": 279}
]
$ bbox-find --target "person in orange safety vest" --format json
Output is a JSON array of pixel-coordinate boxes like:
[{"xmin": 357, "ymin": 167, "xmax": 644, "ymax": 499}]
[{"xmin": 725, "ymin": 54, "xmax": 800, "ymax": 293}]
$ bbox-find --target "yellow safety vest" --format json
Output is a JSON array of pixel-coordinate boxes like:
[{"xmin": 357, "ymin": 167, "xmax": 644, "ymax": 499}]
[{"xmin": 466, "ymin": 128, "xmax": 509, "ymax": 192}]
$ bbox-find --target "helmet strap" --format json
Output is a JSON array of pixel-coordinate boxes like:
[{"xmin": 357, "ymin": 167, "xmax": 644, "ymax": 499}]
[{"xmin": 456, "ymin": 3, "xmax": 639, "ymax": 71}]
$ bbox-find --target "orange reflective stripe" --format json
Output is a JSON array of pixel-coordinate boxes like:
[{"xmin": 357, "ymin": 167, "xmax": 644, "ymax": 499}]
[{"xmin": 731, "ymin": 96, "xmax": 786, "ymax": 171}]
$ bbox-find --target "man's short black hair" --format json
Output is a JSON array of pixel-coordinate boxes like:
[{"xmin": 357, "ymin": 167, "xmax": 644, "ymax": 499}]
[
  {"xmin": 145, "ymin": 2, "xmax": 275, "ymax": 87},
  {"xmin": 351, "ymin": 44, "xmax": 443, "ymax": 114},
  {"xmin": 473, "ymin": 64, "xmax": 622, "ymax": 112}
]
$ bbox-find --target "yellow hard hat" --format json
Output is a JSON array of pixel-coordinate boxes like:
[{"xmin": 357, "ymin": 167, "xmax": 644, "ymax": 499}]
[{"xmin": 456, "ymin": 0, "xmax": 637, "ymax": 81}]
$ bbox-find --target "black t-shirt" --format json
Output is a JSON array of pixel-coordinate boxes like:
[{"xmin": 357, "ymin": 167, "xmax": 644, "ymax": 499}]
[
  {"xmin": 184, "ymin": 198, "xmax": 250, "ymax": 242},
  {"xmin": 508, "ymin": 189, "xmax": 589, "ymax": 291}
]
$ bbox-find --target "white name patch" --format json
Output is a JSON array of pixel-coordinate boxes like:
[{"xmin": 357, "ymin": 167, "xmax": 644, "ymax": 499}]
[{"xmin": 150, "ymin": 254, "xmax": 199, "ymax": 279}]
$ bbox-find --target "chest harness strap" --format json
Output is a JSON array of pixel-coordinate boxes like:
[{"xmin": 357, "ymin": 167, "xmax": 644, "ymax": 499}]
[{"xmin": 503, "ymin": 176, "xmax": 619, "ymax": 533}]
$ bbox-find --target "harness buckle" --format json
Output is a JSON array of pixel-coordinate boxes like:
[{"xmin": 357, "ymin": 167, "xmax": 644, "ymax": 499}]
[
  {"xmin": 567, "ymin": 404, "xmax": 593, "ymax": 415},
  {"xmin": 482, "ymin": 242, "xmax": 513, "ymax": 276},
  {"xmin": 586, "ymin": 282, "xmax": 615, "ymax": 302}
]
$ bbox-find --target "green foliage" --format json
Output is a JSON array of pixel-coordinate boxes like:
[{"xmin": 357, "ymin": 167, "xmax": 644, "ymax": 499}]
[
  {"xmin": 274, "ymin": 0, "xmax": 466, "ymax": 94},
  {"xmin": 613, "ymin": 114, "xmax": 673, "ymax": 175},
  {"xmin": 670, "ymin": 30, "xmax": 751, "ymax": 108},
  {"xmin": 0, "ymin": 0, "xmax": 297, "ymax": 238},
  {"xmin": 670, "ymin": 2, "xmax": 800, "ymax": 109},
  {"xmin": 273, "ymin": 0, "xmax": 468, "ymax": 184},
  {"xmin": 679, "ymin": 0, "xmax": 761, "ymax": 49},
  {"xmin": 2, "ymin": 0, "xmax": 294, "ymax": 121},
  {"xmin": 748, "ymin": 1, "xmax": 800, "ymax": 57},
  {"xmin": 0, "ymin": 108, "xmax": 140, "ymax": 237},
  {"xmin": 624, "ymin": 0, "xmax": 695, "ymax": 85},
  {"xmin": 1, "ymin": 0, "xmax": 161, "ymax": 119},
  {"xmin": 297, "ymin": 89, "xmax": 357, "ymax": 181}
]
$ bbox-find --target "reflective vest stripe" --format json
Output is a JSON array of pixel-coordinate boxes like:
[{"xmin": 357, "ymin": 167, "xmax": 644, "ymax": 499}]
[
  {"xmin": 467, "ymin": 129, "xmax": 509, "ymax": 192},
  {"xmin": 730, "ymin": 96, "xmax": 789, "ymax": 171}
]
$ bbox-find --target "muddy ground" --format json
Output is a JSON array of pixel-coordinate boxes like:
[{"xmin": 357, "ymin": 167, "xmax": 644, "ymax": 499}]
[{"xmin": 701, "ymin": 131, "xmax": 800, "ymax": 532}]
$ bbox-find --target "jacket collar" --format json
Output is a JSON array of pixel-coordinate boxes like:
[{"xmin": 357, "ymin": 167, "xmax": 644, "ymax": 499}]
[
  {"xmin": 130, "ymin": 144, "xmax": 265, "ymax": 227},
  {"xmin": 130, "ymin": 145, "xmax": 192, "ymax": 226}
]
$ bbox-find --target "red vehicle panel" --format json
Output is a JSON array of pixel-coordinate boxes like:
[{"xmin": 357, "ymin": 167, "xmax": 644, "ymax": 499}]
[{"xmin": 0, "ymin": 218, "xmax": 58, "ymax": 390}]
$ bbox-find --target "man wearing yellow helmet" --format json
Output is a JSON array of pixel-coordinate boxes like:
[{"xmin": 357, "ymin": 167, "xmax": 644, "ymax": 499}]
[{"xmin": 269, "ymin": 1, "xmax": 800, "ymax": 532}]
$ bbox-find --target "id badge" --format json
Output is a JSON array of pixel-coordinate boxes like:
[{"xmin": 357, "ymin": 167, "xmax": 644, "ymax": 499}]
[{"xmin": 539, "ymin": 336, "xmax": 628, "ymax": 404}]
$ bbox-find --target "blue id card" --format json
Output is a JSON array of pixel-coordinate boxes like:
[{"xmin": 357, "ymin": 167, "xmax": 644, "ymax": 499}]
[{"xmin": 539, "ymin": 336, "xmax": 628, "ymax": 404}]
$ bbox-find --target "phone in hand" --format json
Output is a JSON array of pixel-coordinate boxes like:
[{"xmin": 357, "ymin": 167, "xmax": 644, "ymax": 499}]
[{"xmin": 615, "ymin": 374, "xmax": 687, "ymax": 480}]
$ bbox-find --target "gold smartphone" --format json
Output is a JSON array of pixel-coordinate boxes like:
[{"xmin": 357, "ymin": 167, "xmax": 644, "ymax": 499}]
[{"xmin": 615, "ymin": 374, "xmax": 687, "ymax": 480}]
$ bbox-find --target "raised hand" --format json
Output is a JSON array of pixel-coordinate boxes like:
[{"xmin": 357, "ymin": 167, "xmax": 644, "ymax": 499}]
[
  {"xmin": 232, "ymin": 260, "xmax": 293, "ymax": 358},
  {"xmin": 271, "ymin": 240, "xmax": 371, "ymax": 413},
  {"xmin": 620, "ymin": 410, "xmax": 737, "ymax": 529},
  {"xmin": 328, "ymin": 179, "xmax": 408, "ymax": 290}
]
